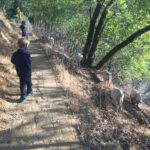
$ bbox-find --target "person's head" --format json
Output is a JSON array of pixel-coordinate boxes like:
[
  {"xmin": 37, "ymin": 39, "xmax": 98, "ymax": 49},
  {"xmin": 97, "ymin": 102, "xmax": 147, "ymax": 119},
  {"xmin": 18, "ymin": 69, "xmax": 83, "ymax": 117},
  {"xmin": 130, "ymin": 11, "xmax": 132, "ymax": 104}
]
[
  {"xmin": 21, "ymin": 20, "xmax": 26, "ymax": 25},
  {"xmin": 18, "ymin": 38, "xmax": 29, "ymax": 48}
]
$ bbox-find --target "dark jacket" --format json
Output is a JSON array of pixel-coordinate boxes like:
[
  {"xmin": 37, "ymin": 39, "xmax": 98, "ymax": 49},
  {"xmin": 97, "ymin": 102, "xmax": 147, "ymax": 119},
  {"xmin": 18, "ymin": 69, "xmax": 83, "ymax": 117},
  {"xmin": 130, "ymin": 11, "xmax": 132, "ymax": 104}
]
[
  {"xmin": 20, "ymin": 25, "xmax": 27, "ymax": 37},
  {"xmin": 11, "ymin": 48, "xmax": 31, "ymax": 77}
]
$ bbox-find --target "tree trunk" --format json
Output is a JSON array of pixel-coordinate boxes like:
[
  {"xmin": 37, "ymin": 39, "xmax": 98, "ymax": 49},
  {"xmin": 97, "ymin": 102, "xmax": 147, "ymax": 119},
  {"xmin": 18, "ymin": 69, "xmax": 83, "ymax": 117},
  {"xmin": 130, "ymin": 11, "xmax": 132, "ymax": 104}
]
[
  {"xmin": 86, "ymin": 0, "xmax": 115, "ymax": 65},
  {"xmin": 95, "ymin": 25, "xmax": 150, "ymax": 69},
  {"xmin": 82, "ymin": 1, "xmax": 102, "ymax": 59}
]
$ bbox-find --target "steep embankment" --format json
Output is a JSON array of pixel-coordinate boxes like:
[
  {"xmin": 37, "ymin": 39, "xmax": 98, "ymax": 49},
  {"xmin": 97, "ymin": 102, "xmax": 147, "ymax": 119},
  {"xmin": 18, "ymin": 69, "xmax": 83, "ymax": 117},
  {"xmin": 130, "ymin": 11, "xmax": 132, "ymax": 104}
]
[
  {"xmin": 55, "ymin": 60, "xmax": 150, "ymax": 150},
  {"xmin": 0, "ymin": 12, "xmax": 19, "ymax": 107}
]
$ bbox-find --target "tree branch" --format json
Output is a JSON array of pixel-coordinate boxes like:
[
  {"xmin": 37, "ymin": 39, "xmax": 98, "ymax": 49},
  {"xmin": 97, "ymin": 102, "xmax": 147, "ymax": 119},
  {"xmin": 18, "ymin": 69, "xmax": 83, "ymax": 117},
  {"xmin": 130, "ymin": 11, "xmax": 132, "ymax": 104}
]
[
  {"xmin": 82, "ymin": 1, "xmax": 103, "ymax": 59},
  {"xmin": 87, "ymin": 0, "xmax": 115, "ymax": 63},
  {"xmin": 95, "ymin": 25, "xmax": 150, "ymax": 69}
]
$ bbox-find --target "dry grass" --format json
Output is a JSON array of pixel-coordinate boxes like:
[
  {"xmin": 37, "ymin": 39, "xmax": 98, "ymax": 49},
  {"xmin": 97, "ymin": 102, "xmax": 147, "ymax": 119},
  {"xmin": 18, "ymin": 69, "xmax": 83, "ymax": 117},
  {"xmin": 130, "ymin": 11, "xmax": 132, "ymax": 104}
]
[
  {"xmin": 54, "ymin": 54, "xmax": 150, "ymax": 150},
  {"xmin": 56, "ymin": 64, "xmax": 88, "ymax": 99},
  {"xmin": 0, "ymin": 12, "xmax": 13, "ymax": 30},
  {"xmin": 0, "ymin": 11, "xmax": 19, "ymax": 107}
]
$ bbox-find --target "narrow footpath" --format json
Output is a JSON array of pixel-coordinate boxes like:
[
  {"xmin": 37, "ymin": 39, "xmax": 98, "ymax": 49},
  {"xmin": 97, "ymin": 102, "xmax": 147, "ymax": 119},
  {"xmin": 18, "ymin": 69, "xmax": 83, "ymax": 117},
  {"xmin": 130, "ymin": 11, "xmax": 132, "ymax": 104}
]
[{"xmin": 0, "ymin": 42, "xmax": 82, "ymax": 150}]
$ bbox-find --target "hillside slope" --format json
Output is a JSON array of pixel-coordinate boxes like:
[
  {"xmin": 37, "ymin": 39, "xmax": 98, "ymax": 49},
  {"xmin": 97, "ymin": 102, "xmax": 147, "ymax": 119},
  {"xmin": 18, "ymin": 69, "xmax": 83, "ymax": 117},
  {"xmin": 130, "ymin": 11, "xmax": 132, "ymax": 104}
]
[
  {"xmin": 45, "ymin": 43, "xmax": 150, "ymax": 150},
  {"xmin": 0, "ymin": 11, "xmax": 19, "ymax": 107}
]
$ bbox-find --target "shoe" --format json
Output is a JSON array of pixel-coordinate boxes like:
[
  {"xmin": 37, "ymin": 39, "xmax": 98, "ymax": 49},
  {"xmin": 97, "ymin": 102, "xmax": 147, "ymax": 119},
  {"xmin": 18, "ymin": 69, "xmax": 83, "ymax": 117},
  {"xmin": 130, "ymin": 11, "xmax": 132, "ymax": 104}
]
[
  {"xmin": 20, "ymin": 96, "xmax": 27, "ymax": 102},
  {"xmin": 27, "ymin": 92, "xmax": 32, "ymax": 96}
]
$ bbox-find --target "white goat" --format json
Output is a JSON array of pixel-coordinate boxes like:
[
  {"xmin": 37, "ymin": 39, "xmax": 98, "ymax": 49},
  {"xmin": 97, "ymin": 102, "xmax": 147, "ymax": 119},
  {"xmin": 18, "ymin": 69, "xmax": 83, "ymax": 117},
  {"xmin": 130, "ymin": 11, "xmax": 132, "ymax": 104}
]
[
  {"xmin": 110, "ymin": 88, "xmax": 124, "ymax": 110},
  {"xmin": 47, "ymin": 36, "xmax": 54, "ymax": 46},
  {"xmin": 71, "ymin": 52, "xmax": 83, "ymax": 66},
  {"xmin": 26, "ymin": 40, "xmax": 30, "ymax": 47},
  {"xmin": 103, "ymin": 70, "xmax": 112, "ymax": 84}
]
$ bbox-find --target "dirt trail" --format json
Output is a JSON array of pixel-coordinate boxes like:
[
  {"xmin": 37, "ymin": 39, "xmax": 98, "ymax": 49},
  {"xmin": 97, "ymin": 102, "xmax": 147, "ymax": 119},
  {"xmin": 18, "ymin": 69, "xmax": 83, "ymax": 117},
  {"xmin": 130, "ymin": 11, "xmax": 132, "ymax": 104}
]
[{"xmin": 0, "ymin": 42, "xmax": 82, "ymax": 150}]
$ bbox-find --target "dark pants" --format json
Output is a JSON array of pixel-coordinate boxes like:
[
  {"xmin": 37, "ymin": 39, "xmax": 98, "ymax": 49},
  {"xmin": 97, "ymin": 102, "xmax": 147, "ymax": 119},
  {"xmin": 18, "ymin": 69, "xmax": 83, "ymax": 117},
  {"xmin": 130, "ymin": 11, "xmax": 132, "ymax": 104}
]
[{"xmin": 19, "ymin": 75, "xmax": 32, "ymax": 98}]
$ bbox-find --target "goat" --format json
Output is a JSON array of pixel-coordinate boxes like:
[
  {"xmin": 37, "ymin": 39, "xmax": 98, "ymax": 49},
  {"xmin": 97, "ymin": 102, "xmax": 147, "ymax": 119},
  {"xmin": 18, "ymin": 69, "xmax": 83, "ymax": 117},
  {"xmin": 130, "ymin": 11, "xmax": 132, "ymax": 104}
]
[
  {"xmin": 47, "ymin": 36, "xmax": 54, "ymax": 46},
  {"xmin": 103, "ymin": 70, "xmax": 112, "ymax": 83},
  {"xmin": 130, "ymin": 89, "xmax": 142, "ymax": 105},
  {"xmin": 71, "ymin": 52, "xmax": 83, "ymax": 67},
  {"xmin": 110, "ymin": 88, "xmax": 124, "ymax": 110},
  {"xmin": 26, "ymin": 40, "xmax": 30, "ymax": 47}
]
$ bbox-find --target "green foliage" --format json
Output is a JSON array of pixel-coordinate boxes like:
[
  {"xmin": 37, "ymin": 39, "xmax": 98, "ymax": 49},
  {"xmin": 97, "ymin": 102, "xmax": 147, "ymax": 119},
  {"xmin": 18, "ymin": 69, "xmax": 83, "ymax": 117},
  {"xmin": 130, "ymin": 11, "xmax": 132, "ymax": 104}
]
[
  {"xmin": 0, "ymin": 0, "xmax": 12, "ymax": 9},
  {"xmin": 16, "ymin": 7, "xmax": 27, "ymax": 20},
  {"xmin": 2, "ymin": 0, "xmax": 149, "ymax": 83},
  {"xmin": 93, "ymin": 0, "xmax": 150, "ymax": 82},
  {"xmin": 65, "ymin": 15, "xmax": 88, "ymax": 53}
]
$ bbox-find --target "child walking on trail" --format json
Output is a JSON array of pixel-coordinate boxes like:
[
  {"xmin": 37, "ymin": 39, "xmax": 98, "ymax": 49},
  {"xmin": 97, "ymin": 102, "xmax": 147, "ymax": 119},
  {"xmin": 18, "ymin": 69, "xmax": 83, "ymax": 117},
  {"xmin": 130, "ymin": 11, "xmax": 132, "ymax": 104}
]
[
  {"xmin": 20, "ymin": 21, "xmax": 27, "ymax": 38},
  {"xmin": 11, "ymin": 38, "xmax": 32, "ymax": 102}
]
